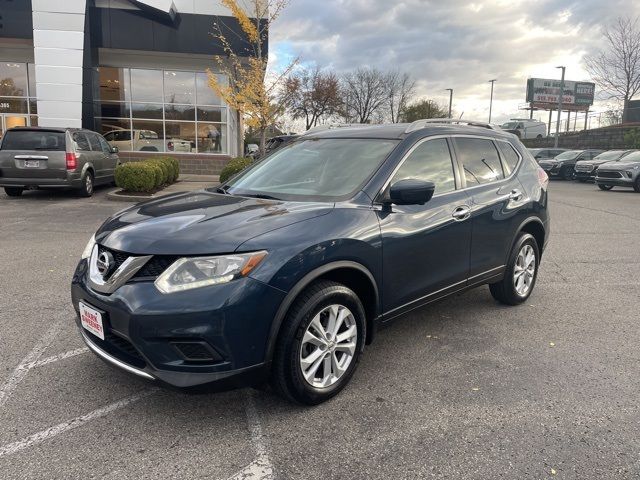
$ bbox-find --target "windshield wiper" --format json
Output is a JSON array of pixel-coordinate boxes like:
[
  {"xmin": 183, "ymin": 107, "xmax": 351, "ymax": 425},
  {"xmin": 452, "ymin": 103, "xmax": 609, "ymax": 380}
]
[{"xmin": 240, "ymin": 193, "xmax": 281, "ymax": 200}]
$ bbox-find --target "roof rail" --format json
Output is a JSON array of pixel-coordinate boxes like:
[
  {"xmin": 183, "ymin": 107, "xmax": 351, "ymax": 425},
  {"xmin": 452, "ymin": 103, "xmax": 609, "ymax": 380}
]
[
  {"xmin": 302, "ymin": 123, "xmax": 368, "ymax": 135},
  {"xmin": 405, "ymin": 118, "xmax": 500, "ymax": 133}
]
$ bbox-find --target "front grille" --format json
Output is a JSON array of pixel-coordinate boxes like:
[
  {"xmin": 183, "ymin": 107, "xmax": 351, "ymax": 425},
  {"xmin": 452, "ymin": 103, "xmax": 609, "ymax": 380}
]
[
  {"xmin": 597, "ymin": 171, "xmax": 623, "ymax": 179},
  {"xmin": 575, "ymin": 164, "xmax": 593, "ymax": 172},
  {"xmin": 97, "ymin": 245, "xmax": 177, "ymax": 281}
]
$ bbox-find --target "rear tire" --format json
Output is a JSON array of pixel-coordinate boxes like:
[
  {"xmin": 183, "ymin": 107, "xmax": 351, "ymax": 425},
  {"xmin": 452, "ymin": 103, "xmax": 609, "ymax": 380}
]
[
  {"xmin": 4, "ymin": 187, "xmax": 23, "ymax": 197},
  {"xmin": 78, "ymin": 171, "xmax": 94, "ymax": 197},
  {"xmin": 598, "ymin": 184, "xmax": 613, "ymax": 191},
  {"xmin": 271, "ymin": 280, "xmax": 366, "ymax": 405},
  {"xmin": 634, "ymin": 177, "xmax": 640, "ymax": 193},
  {"xmin": 490, "ymin": 233, "xmax": 540, "ymax": 306}
]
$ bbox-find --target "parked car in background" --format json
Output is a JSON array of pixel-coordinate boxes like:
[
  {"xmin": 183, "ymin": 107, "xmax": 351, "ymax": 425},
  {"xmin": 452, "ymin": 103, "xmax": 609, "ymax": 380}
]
[
  {"xmin": 528, "ymin": 148, "xmax": 568, "ymax": 162},
  {"xmin": 500, "ymin": 119, "xmax": 546, "ymax": 139},
  {"xmin": 0, "ymin": 127, "xmax": 119, "ymax": 198},
  {"xmin": 595, "ymin": 150, "xmax": 640, "ymax": 192},
  {"xmin": 72, "ymin": 120, "xmax": 549, "ymax": 405},
  {"xmin": 574, "ymin": 150, "xmax": 636, "ymax": 182},
  {"xmin": 246, "ymin": 143, "xmax": 259, "ymax": 156},
  {"xmin": 538, "ymin": 149, "xmax": 604, "ymax": 180},
  {"xmin": 104, "ymin": 129, "xmax": 191, "ymax": 153},
  {"xmin": 252, "ymin": 135, "xmax": 300, "ymax": 159}
]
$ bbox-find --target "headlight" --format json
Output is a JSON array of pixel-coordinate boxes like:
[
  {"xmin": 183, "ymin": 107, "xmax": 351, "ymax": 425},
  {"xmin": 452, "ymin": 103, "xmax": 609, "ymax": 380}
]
[
  {"xmin": 555, "ymin": 161, "xmax": 564, "ymax": 167},
  {"xmin": 632, "ymin": 165, "xmax": 640, "ymax": 170},
  {"xmin": 81, "ymin": 234, "xmax": 96, "ymax": 260},
  {"xmin": 155, "ymin": 251, "xmax": 268, "ymax": 294}
]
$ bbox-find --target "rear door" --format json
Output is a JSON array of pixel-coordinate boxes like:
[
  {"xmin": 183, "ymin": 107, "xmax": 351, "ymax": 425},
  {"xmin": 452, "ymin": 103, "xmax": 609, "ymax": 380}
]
[
  {"xmin": 452, "ymin": 136, "xmax": 526, "ymax": 282},
  {"xmin": 0, "ymin": 129, "xmax": 67, "ymax": 179},
  {"xmin": 378, "ymin": 137, "xmax": 472, "ymax": 317},
  {"xmin": 87, "ymin": 132, "xmax": 107, "ymax": 180},
  {"xmin": 97, "ymin": 134, "xmax": 118, "ymax": 177}
]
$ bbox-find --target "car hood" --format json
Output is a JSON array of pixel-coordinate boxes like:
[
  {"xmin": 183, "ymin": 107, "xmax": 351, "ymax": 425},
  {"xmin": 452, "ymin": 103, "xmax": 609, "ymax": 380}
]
[
  {"xmin": 577, "ymin": 159, "xmax": 612, "ymax": 166},
  {"xmin": 598, "ymin": 161, "xmax": 640, "ymax": 171},
  {"xmin": 96, "ymin": 190, "xmax": 334, "ymax": 255}
]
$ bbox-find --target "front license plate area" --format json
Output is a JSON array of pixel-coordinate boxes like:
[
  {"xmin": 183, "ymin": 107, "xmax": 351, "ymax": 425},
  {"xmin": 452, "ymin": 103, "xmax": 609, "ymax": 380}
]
[{"xmin": 79, "ymin": 301, "xmax": 105, "ymax": 340}]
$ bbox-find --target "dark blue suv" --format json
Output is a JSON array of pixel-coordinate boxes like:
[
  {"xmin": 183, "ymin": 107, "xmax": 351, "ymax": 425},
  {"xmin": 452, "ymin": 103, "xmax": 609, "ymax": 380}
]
[{"xmin": 72, "ymin": 120, "xmax": 550, "ymax": 405}]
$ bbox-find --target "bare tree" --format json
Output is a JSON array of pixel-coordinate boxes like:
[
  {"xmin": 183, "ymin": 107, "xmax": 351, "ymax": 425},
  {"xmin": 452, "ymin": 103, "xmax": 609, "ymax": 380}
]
[
  {"xmin": 586, "ymin": 16, "xmax": 640, "ymax": 123},
  {"xmin": 387, "ymin": 71, "xmax": 416, "ymax": 123},
  {"xmin": 283, "ymin": 67, "xmax": 343, "ymax": 130},
  {"xmin": 341, "ymin": 67, "xmax": 389, "ymax": 123}
]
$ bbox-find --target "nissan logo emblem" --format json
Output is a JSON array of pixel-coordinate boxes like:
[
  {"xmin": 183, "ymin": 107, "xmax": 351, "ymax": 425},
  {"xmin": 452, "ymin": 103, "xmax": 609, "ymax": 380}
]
[{"xmin": 97, "ymin": 251, "xmax": 115, "ymax": 278}]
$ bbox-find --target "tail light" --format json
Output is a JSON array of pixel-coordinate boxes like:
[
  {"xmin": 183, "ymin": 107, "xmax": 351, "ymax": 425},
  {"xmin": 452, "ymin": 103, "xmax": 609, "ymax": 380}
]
[
  {"xmin": 537, "ymin": 167, "xmax": 549, "ymax": 188},
  {"xmin": 66, "ymin": 152, "xmax": 77, "ymax": 170},
  {"xmin": 167, "ymin": 141, "xmax": 174, "ymax": 151}
]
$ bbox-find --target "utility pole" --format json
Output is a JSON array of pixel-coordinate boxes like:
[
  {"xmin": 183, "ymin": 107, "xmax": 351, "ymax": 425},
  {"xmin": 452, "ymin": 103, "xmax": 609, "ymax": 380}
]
[
  {"xmin": 554, "ymin": 66, "xmax": 566, "ymax": 148},
  {"xmin": 445, "ymin": 88, "xmax": 453, "ymax": 118},
  {"xmin": 488, "ymin": 79, "xmax": 496, "ymax": 123}
]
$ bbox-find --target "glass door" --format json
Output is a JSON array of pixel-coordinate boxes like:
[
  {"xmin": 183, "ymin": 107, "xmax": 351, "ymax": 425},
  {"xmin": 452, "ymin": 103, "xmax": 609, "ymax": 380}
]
[{"xmin": 0, "ymin": 115, "xmax": 29, "ymax": 141}]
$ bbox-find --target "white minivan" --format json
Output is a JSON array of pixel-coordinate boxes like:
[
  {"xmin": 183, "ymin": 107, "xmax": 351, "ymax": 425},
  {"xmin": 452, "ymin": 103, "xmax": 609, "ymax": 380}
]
[{"xmin": 500, "ymin": 119, "xmax": 546, "ymax": 139}]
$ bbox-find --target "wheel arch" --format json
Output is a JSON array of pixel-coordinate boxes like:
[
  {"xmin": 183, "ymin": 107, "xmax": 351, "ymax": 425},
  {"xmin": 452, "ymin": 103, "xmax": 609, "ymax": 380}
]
[
  {"xmin": 264, "ymin": 261, "xmax": 380, "ymax": 363},
  {"xmin": 518, "ymin": 217, "xmax": 546, "ymax": 256}
]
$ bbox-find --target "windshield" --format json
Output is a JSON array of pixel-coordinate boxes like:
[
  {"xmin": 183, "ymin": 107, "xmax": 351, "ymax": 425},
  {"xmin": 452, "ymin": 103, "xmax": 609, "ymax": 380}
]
[
  {"xmin": 1, "ymin": 130, "xmax": 66, "ymax": 151},
  {"xmin": 554, "ymin": 151, "xmax": 580, "ymax": 160},
  {"xmin": 621, "ymin": 151, "xmax": 640, "ymax": 162},
  {"xmin": 226, "ymin": 138, "xmax": 399, "ymax": 201},
  {"xmin": 593, "ymin": 150, "xmax": 625, "ymax": 161}
]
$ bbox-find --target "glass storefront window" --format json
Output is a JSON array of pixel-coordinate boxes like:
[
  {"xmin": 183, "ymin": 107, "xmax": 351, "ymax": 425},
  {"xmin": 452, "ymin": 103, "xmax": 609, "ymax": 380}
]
[
  {"xmin": 28, "ymin": 63, "xmax": 37, "ymax": 97},
  {"xmin": 196, "ymin": 106, "xmax": 225, "ymax": 122},
  {"xmin": 99, "ymin": 67, "xmax": 130, "ymax": 102},
  {"xmin": 100, "ymin": 119, "xmax": 133, "ymax": 151},
  {"xmin": 196, "ymin": 72, "xmax": 224, "ymax": 106},
  {"xmin": 131, "ymin": 69, "xmax": 163, "ymax": 103},
  {"xmin": 98, "ymin": 101, "xmax": 130, "ymax": 118},
  {"xmin": 197, "ymin": 123, "xmax": 226, "ymax": 153},
  {"xmin": 131, "ymin": 120, "xmax": 165, "ymax": 152},
  {"xmin": 165, "ymin": 121, "xmax": 196, "ymax": 153},
  {"xmin": 131, "ymin": 103, "xmax": 163, "ymax": 119},
  {"xmin": 0, "ymin": 97, "xmax": 28, "ymax": 114},
  {"xmin": 164, "ymin": 71, "xmax": 195, "ymax": 104},
  {"xmin": 165, "ymin": 104, "xmax": 195, "ymax": 121},
  {"xmin": 0, "ymin": 63, "xmax": 28, "ymax": 97}
]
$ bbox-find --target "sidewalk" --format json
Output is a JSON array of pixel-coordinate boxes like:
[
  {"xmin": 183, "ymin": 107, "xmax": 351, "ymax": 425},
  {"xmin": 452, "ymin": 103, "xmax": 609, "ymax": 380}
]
[{"xmin": 107, "ymin": 174, "xmax": 220, "ymax": 202}]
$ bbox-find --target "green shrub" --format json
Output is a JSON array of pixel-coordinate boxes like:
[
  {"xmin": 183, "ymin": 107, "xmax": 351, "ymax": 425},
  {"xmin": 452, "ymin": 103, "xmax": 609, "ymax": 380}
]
[
  {"xmin": 114, "ymin": 157, "xmax": 181, "ymax": 193},
  {"xmin": 220, "ymin": 157, "xmax": 253, "ymax": 183}
]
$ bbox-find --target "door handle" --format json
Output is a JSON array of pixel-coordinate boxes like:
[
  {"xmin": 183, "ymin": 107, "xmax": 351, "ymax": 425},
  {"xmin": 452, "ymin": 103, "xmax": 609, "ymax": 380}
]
[
  {"xmin": 509, "ymin": 189, "xmax": 523, "ymax": 201},
  {"xmin": 452, "ymin": 205, "xmax": 471, "ymax": 221}
]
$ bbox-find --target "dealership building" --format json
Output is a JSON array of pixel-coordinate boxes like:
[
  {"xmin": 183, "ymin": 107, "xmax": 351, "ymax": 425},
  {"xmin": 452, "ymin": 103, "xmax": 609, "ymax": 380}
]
[{"xmin": 0, "ymin": 0, "xmax": 261, "ymax": 173}]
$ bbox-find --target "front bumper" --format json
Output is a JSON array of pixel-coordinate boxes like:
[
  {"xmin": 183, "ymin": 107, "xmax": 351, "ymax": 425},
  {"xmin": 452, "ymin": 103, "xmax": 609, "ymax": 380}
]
[
  {"xmin": 574, "ymin": 170, "xmax": 596, "ymax": 181},
  {"xmin": 71, "ymin": 259, "xmax": 286, "ymax": 389},
  {"xmin": 538, "ymin": 162, "xmax": 563, "ymax": 176},
  {"xmin": 595, "ymin": 175, "xmax": 635, "ymax": 187}
]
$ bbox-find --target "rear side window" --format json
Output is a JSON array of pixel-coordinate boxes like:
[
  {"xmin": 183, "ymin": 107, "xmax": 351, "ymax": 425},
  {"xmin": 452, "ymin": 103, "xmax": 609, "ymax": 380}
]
[
  {"xmin": 454, "ymin": 137, "xmax": 505, "ymax": 186},
  {"xmin": 97, "ymin": 135, "xmax": 112, "ymax": 154},
  {"xmin": 87, "ymin": 133, "xmax": 102, "ymax": 152},
  {"xmin": 496, "ymin": 141, "xmax": 520, "ymax": 174},
  {"xmin": 0, "ymin": 130, "xmax": 66, "ymax": 151},
  {"xmin": 73, "ymin": 132, "xmax": 91, "ymax": 151},
  {"xmin": 391, "ymin": 138, "xmax": 456, "ymax": 194}
]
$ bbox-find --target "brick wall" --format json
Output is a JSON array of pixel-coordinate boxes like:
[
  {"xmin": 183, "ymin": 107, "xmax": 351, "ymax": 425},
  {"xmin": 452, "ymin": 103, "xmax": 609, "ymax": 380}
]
[{"xmin": 117, "ymin": 152, "xmax": 232, "ymax": 175}]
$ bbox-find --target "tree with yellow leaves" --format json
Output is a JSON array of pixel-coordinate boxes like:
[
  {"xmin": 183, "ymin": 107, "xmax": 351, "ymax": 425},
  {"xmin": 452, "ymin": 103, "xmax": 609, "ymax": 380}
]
[{"xmin": 208, "ymin": 0, "xmax": 297, "ymax": 155}]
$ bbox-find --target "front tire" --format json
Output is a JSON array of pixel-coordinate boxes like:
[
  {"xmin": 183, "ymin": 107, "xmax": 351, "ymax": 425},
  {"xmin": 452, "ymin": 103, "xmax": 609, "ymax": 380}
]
[
  {"xmin": 4, "ymin": 187, "xmax": 23, "ymax": 197},
  {"xmin": 561, "ymin": 166, "xmax": 575, "ymax": 181},
  {"xmin": 598, "ymin": 184, "xmax": 613, "ymax": 191},
  {"xmin": 634, "ymin": 177, "xmax": 640, "ymax": 193},
  {"xmin": 271, "ymin": 280, "xmax": 366, "ymax": 405},
  {"xmin": 490, "ymin": 233, "xmax": 540, "ymax": 306}
]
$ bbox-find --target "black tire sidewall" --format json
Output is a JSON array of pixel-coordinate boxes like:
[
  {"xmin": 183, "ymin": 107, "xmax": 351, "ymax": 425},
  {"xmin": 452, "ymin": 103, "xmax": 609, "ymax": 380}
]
[
  {"xmin": 562, "ymin": 166, "xmax": 575, "ymax": 181},
  {"xmin": 283, "ymin": 285, "xmax": 366, "ymax": 404},
  {"xmin": 598, "ymin": 184, "xmax": 613, "ymax": 191},
  {"xmin": 4, "ymin": 187, "xmax": 23, "ymax": 197},
  {"xmin": 504, "ymin": 233, "xmax": 540, "ymax": 304},
  {"xmin": 80, "ymin": 171, "xmax": 94, "ymax": 197}
]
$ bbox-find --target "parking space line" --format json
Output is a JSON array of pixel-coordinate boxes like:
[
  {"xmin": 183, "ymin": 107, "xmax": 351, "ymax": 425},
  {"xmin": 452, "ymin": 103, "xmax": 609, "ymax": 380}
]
[
  {"xmin": 228, "ymin": 391, "xmax": 275, "ymax": 480},
  {"xmin": 0, "ymin": 388, "xmax": 158, "ymax": 458},
  {"xmin": 29, "ymin": 348, "xmax": 89, "ymax": 370},
  {"xmin": 0, "ymin": 321, "xmax": 62, "ymax": 410}
]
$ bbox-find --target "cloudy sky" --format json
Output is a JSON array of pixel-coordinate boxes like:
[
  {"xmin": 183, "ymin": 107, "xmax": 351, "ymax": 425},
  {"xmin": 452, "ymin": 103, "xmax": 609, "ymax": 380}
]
[{"xmin": 269, "ymin": 0, "xmax": 640, "ymax": 126}]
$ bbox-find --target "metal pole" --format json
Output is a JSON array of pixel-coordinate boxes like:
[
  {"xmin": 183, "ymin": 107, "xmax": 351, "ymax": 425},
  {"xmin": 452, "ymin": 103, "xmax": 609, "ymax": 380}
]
[
  {"xmin": 548, "ymin": 109, "xmax": 553, "ymax": 136},
  {"xmin": 554, "ymin": 66, "xmax": 565, "ymax": 148},
  {"xmin": 446, "ymin": 89, "xmax": 453, "ymax": 118},
  {"xmin": 488, "ymin": 80, "xmax": 496, "ymax": 123},
  {"xmin": 584, "ymin": 109, "xmax": 589, "ymax": 131}
]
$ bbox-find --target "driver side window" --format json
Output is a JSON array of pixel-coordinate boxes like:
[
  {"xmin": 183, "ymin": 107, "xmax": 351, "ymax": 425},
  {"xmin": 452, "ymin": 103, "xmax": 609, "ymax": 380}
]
[{"xmin": 391, "ymin": 138, "xmax": 456, "ymax": 195}]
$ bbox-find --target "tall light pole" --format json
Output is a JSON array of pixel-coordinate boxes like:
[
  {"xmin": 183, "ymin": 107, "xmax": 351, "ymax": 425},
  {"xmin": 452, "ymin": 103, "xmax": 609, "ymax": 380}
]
[
  {"xmin": 554, "ymin": 66, "xmax": 566, "ymax": 148},
  {"xmin": 488, "ymin": 79, "xmax": 497, "ymax": 123},
  {"xmin": 445, "ymin": 88, "xmax": 453, "ymax": 118}
]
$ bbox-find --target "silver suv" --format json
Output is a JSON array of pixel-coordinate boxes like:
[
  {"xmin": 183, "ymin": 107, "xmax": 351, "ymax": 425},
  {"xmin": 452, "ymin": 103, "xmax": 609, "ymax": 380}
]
[
  {"xmin": 595, "ymin": 150, "xmax": 640, "ymax": 192},
  {"xmin": 0, "ymin": 127, "xmax": 119, "ymax": 198}
]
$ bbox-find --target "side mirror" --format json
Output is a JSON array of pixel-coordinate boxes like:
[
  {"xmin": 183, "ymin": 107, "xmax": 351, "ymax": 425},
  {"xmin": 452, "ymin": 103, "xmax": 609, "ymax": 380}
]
[
  {"xmin": 387, "ymin": 179, "xmax": 436, "ymax": 206},
  {"xmin": 111, "ymin": 146, "xmax": 119, "ymax": 154}
]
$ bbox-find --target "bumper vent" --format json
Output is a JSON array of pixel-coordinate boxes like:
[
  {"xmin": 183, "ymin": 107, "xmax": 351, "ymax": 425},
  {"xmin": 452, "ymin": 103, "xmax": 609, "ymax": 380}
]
[
  {"xmin": 171, "ymin": 342, "xmax": 223, "ymax": 363},
  {"xmin": 597, "ymin": 171, "xmax": 623, "ymax": 179}
]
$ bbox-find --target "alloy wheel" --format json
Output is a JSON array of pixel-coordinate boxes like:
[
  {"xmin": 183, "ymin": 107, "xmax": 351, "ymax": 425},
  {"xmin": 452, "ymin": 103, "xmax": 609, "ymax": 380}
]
[
  {"xmin": 86, "ymin": 175, "xmax": 93, "ymax": 195},
  {"xmin": 513, "ymin": 244, "xmax": 536, "ymax": 296},
  {"xmin": 299, "ymin": 304, "xmax": 358, "ymax": 388}
]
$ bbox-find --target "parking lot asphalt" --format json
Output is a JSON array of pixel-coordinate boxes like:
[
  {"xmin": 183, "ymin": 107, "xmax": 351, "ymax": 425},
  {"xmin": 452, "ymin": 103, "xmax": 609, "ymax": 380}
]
[{"xmin": 0, "ymin": 181, "xmax": 639, "ymax": 479}]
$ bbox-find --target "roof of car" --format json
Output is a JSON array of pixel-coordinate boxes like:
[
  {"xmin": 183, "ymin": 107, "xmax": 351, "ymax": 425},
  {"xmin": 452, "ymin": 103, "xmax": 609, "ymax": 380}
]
[
  {"xmin": 302, "ymin": 123, "xmax": 517, "ymax": 141},
  {"xmin": 8, "ymin": 126, "xmax": 85, "ymax": 133}
]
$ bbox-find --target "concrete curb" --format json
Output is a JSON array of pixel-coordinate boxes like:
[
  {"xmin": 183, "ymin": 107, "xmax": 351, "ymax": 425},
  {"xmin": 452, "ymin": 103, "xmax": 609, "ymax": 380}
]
[{"xmin": 106, "ymin": 189, "xmax": 156, "ymax": 202}]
